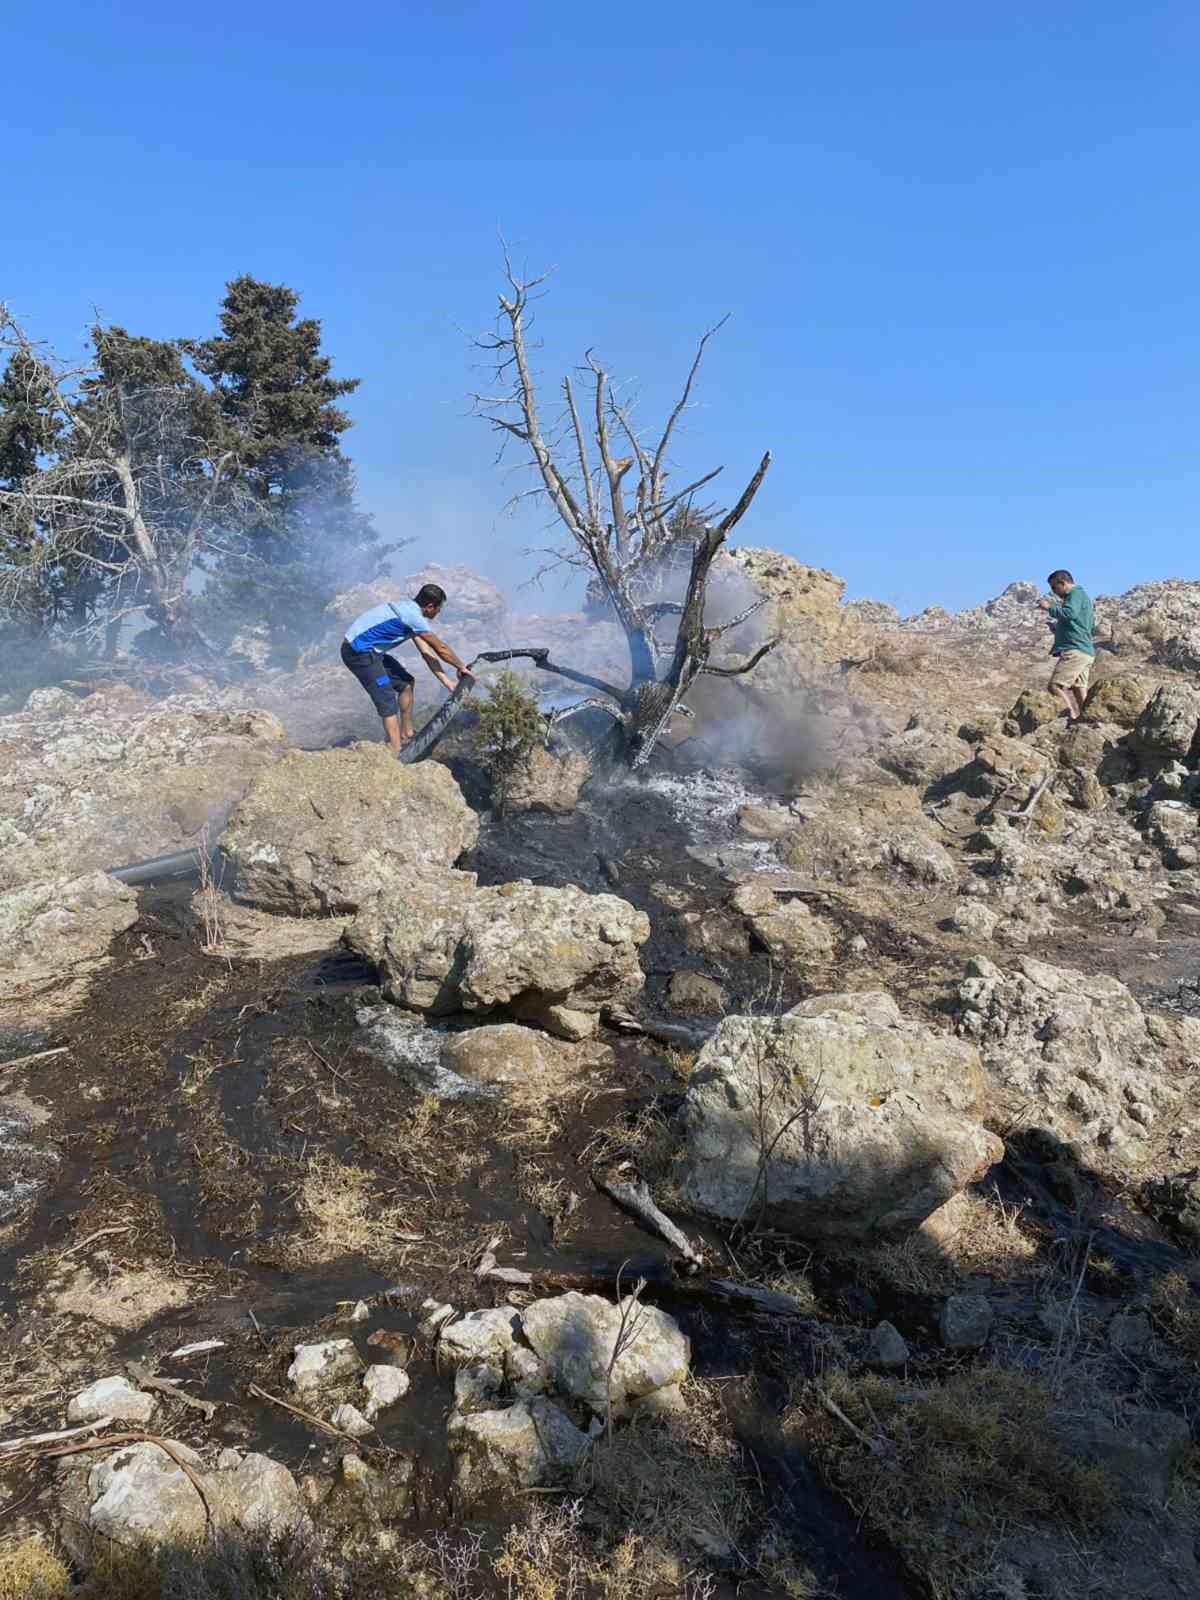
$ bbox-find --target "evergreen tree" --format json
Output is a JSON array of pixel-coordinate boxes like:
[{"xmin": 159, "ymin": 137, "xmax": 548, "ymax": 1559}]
[{"xmin": 188, "ymin": 277, "xmax": 387, "ymax": 651}]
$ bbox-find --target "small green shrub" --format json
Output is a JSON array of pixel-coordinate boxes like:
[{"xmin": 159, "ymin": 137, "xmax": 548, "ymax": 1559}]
[{"xmin": 471, "ymin": 670, "xmax": 545, "ymax": 811}]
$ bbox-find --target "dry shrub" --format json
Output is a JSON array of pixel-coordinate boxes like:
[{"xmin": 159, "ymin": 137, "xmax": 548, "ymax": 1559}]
[
  {"xmin": 792, "ymin": 1365, "xmax": 1109, "ymax": 1595},
  {"xmin": 495, "ymin": 1499, "xmax": 718, "ymax": 1600},
  {"xmin": 855, "ymin": 639, "xmax": 932, "ymax": 678},
  {"xmin": 581, "ymin": 1383, "xmax": 749, "ymax": 1577},
  {"xmin": 0, "ymin": 1539, "xmax": 69, "ymax": 1600},
  {"xmin": 1151, "ymin": 1272, "xmax": 1200, "ymax": 1358},
  {"xmin": 850, "ymin": 1192, "xmax": 1041, "ymax": 1294},
  {"xmin": 285, "ymin": 1152, "xmax": 412, "ymax": 1265}
]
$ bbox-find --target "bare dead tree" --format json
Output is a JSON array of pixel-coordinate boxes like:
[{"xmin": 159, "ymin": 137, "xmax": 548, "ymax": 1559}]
[
  {"xmin": 472, "ymin": 257, "xmax": 777, "ymax": 767},
  {"xmin": 0, "ymin": 306, "xmax": 238, "ymax": 656}
]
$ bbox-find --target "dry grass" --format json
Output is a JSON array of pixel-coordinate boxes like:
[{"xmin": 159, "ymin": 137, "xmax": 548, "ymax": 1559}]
[
  {"xmin": 73, "ymin": 1534, "xmax": 334, "ymax": 1600},
  {"xmin": 850, "ymin": 1191, "xmax": 1042, "ymax": 1294},
  {"xmin": 517, "ymin": 1161, "xmax": 581, "ymax": 1235},
  {"xmin": 581, "ymin": 1101, "xmax": 680, "ymax": 1193},
  {"xmin": 791, "ymin": 1364, "xmax": 1110, "ymax": 1599},
  {"xmin": 0, "ymin": 1538, "xmax": 70, "ymax": 1599},
  {"xmin": 283, "ymin": 1152, "xmax": 413, "ymax": 1266},
  {"xmin": 854, "ymin": 639, "xmax": 934, "ymax": 678}
]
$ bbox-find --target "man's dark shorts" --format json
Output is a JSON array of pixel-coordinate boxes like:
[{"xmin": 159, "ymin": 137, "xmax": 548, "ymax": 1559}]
[{"xmin": 341, "ymin": 639, "xmax": 415, "ymax": 718}]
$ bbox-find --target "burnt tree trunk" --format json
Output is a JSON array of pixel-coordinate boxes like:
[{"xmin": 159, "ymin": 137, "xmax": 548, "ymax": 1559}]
[{"xmin": 472, "ymin": 258, "xmax": 778, "ymax": 770}]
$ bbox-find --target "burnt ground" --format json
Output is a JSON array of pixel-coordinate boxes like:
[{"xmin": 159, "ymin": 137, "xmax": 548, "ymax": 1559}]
[{"xmin": 2, "ymin": 769, "xmax": 1199, "ymax": 1596}]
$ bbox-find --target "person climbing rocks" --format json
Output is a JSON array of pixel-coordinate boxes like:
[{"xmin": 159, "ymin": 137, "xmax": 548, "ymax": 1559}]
[
  {"xmin": 1037, "ymin": 569, "xmax": 1094, "ymax": 722},
  {"xmin": 341, "ymin": 582, "xmax": 474, "ymax": 755}
]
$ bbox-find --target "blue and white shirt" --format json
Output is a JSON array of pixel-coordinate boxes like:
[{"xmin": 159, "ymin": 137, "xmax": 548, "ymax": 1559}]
[{"xmin": 344, "ymin": 600, "xmax": 432, "ymax": 653}]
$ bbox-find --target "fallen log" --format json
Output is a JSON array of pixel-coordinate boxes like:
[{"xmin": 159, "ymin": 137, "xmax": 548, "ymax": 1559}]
[
  {"xmin": 603, "ymin": 1007, "xmax": 714, "ymax": 1050},
  {"xmin": 126, "ymin": 1362, "xmax": 218, "ymax": 1421},
  {"xmin": 593, "ymin": 1172, "xmax": 704, "ymax": 1270},
  {"xmin": 481, "ymin": 1262, "xmax": 813, "ymax": 1321}
]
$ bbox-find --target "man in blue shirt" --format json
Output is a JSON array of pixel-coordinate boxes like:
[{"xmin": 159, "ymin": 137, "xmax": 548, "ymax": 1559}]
[{"xmin": 341, "ymin": 582, "xmax": 473, "ymax": 754}]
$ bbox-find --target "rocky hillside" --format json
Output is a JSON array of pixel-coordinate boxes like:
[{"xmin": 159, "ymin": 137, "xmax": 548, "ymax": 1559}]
[{"xmin": 0, "ymin": 557, "xmax": 1198, "ymax": 1599}]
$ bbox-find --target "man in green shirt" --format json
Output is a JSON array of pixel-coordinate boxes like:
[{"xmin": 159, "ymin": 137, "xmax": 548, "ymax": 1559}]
[{"xmin": 1036, "ymin": 568, "xmax": 1095, "ymax": 721}]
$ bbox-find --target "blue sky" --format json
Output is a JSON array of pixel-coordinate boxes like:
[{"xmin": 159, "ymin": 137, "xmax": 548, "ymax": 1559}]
[{"xmin": 5, "ymin": 1, "xmax": 1198, "ymax": 612}]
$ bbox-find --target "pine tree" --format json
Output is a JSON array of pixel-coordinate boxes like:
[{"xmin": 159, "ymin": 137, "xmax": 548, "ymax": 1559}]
[{"xmin": 188, "ymin": 277, "xmax": 386, "ymax": 651}]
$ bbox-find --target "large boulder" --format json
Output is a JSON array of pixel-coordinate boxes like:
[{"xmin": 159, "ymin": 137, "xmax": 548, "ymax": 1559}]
[
  {"xmin": 0, "ymin": 872, "xmax": 137, "ymax": 1001},
  {"xmin": 714, "ymin": 548, "xmax": 863, "ymax": 651},
  {"xmin": 58, "ymin": 1441, "xmax": 309, "ymax": 1564},
  {"xmin": 955, "ymin": 955, "xmax": 1178, "ymax": 1160},
  {"xmin": 1002, "ymin": 690, "xmax": 1061, "ymax": 737},
  {"xmin": 1082, "ymin": 675, "xmax": 1153, "ymax": 728},
  {"xmin": 780, "ymin": 787, "xmax": 957, "ymax": 887},
  {"xmin": 350, "ymin": 870, "xmax": 479, "ymax": 1013},
  {"xmin": 0, "ymin": 698, "xmax": 285, "ymax": 891},
  {"xmin": 347, "ymin": 878, "xmax": 649, "ymax": 1039},
  {"xmin": 874, "ymin": 720, "xmax": 972, "ymax": 790},
  {"xmin": 448, "ymin": 1398, "xmax": 589, "ymax": 1504},
  {"xmin": 220, "ymin": 744, "xmax": 478, "ymax": 915},
  {"xmin": 519, "ymin": 1292, "xmax": 690, "ymax": 1417},
  {"xmin": 676, "ymin": 992, "xmax": 1002, "ymax": 1241},
  {"xmin": 1129, "ymin": 684, "xmax": 1200, "ymax": 764},
  {"xmin": 728, "ymin": 880, "xmax": 836, "ymax": 962}
]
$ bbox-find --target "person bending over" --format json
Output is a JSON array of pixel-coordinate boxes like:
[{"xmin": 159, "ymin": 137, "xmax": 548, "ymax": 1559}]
[
  {"xmin": 1037, "ymin": 569, "xmax": 1094, "ymax": 722},
  {"xmin": 340, "ymin": 582, "xmax": 473, "ymax": 754}
]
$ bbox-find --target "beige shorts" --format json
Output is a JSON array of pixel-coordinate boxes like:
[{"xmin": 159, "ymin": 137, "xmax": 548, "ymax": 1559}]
[{"xmin": 1049, "ymin": 650, "xmax": 1093, "ymax": 693}]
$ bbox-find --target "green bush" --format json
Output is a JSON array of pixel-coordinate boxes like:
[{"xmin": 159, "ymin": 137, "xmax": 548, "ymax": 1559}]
[{"xmin": 472, "ymin": 670, "xmax": 545, "ymax": 811}]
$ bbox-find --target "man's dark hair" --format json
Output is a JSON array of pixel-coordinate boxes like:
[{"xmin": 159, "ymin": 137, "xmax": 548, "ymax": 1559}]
[
  {"xmin": 1047, "ymin": 569, "xmax": 1074, "ymax": 586},
  {"xmin": 414, "ymin": 583, "xmax": 447, "ymax": 609}
]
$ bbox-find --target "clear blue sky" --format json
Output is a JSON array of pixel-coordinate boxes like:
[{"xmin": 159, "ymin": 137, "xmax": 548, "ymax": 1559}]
[{"xmin": 5, "ymin": 2, "xmax": 1198, "ymax": 612}]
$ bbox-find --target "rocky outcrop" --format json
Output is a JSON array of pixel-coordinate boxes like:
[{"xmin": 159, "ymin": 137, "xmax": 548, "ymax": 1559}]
[
  {"xmin": 1002, "ymin": 690, "xmax": 1061, "ymax": 737},
  {"xmin": 58, "ymin": 1441, "xmax": 309, "ymax": 1564},
  {"xmin": 220, "ymin": 744, "xmax": 478, "ymax": 916},
  {"xmin": 448, "ymin": 1398, "xmax": 589, "ymax": 1504},
  {"xmin": 1083, "ymin": 675, "xmax": 1154, "ymax": 728},
  {"xmin": 955, "ymin": 955, "xmax": 1178, "ymax": 1161},
  {"xmin": 0, "ymin": 872, "xmax": 137, "ymax": 1000},
  {"xmin": 318, "ymin": 563, "xmax": 506, "ymax": 644},
  {"xmin": 347, "ymin": 879, "xmax": 650, "ymax": 1040},
  {"xmin": 727, "ymin": 880, "xmax": 836, "ymax": 962},
  {"xmin": 782, "ymin": 808, "xmax": 957, "ymax": 887},
  {"xmin": 520, "ymin": 1292, "xmax": 690, "ymax": 1418},
  {"xmin": 874, "ymin": 719, "xmax": 972, "ymax": 790},
  {"xmin": 0, "ymin": 698, "xmax": 285, "ymax": 891},
  {"xmin": 711, "ymin": 548, "xmax": 866, "ymax": 685},
  {"xmin": 676, "ymin": 992, "xmax": 1002, "ymax": 1241},
  {"xmin": 1116, "ymin": 579, "xmax": 1200, "ymax": 674},
  {"xmin": 1129, "ymin": 684, "xmax": 1200, "ymax": 765}
]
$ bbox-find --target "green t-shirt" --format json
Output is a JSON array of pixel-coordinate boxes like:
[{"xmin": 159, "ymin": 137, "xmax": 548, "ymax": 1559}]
[{"xmin": 1049, "ymin": 585, "xmax": 1094, "ymax": 657}]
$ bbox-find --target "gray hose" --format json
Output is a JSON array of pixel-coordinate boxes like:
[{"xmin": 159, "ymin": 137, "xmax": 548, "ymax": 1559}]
[{"xmin": 107, "ymin": 848, "xmax": 203, "ymax": 886}]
